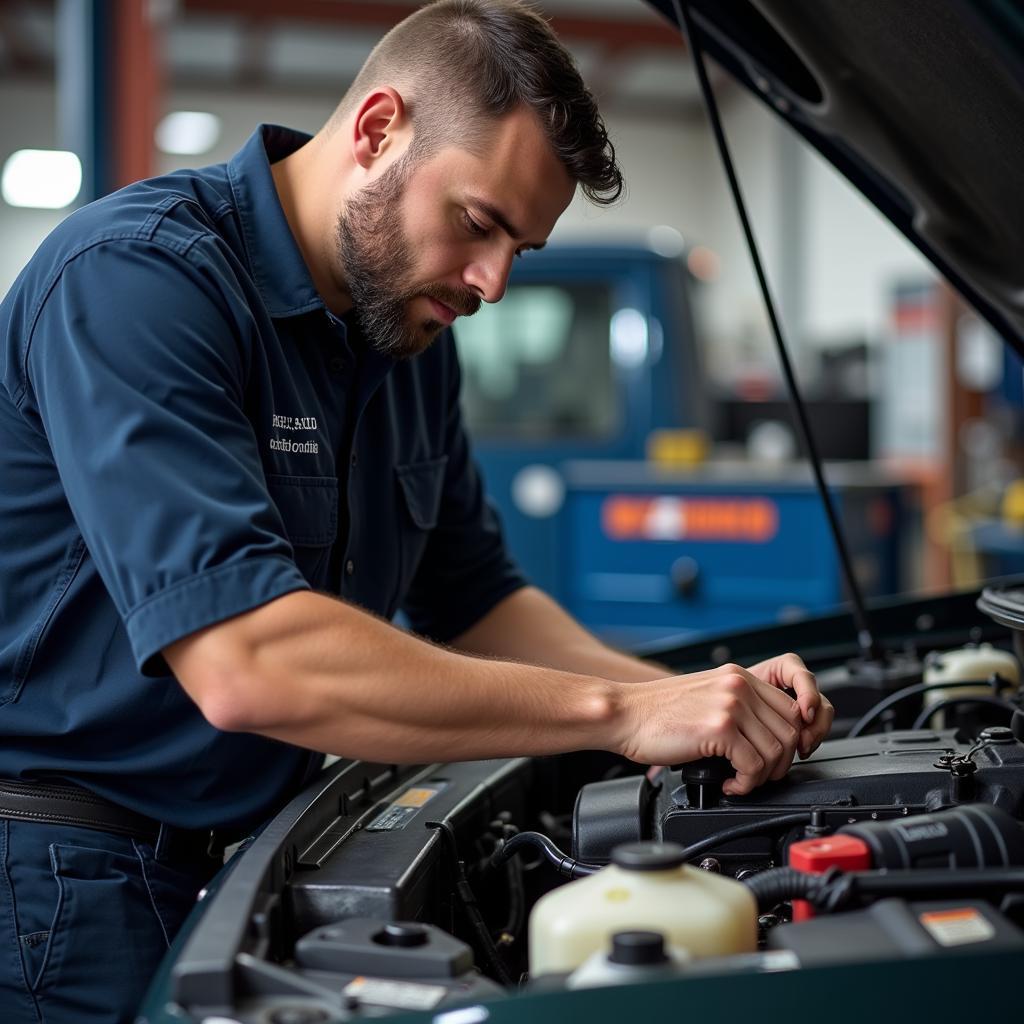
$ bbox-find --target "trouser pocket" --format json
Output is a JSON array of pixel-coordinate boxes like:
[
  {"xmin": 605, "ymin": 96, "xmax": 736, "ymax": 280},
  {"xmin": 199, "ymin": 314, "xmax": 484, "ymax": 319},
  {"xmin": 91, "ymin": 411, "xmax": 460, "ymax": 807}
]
[
  {"xmin": 19, "ymin": 928, "xmax": 50, "ymax": 991},
  {"xmin": 3, "ymin": 821, "xmax": 203, "ymax": 1024}
]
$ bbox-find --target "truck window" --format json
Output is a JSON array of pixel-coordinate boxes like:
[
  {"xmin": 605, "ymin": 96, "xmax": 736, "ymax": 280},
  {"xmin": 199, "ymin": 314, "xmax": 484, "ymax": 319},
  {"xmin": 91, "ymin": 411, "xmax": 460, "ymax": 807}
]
[{"xmin": 453, "ymin": 283, "xmax": 618, "ymax": 440}]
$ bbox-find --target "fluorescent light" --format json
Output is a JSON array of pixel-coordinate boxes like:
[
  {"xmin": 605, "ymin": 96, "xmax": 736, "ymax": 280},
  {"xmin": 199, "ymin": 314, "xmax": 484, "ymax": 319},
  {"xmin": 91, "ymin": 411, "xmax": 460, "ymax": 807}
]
[
  {"xmin": 1, "ymin": 149, "xmax": 82, "ymax": 209},
  {"xmin": 155, "ymin": 111, "xmax": 221, "ymax": 155}
]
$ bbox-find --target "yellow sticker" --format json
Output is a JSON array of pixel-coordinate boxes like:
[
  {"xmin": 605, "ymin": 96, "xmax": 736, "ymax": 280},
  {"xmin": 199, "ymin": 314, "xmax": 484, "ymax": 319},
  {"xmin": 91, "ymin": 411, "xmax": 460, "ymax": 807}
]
[
  {"xmin": 366, "ymin": 781, "xmax": 449, "ymax": 831},
  {"xmin": 393, "ymin": 787, "xmax": 440, "ymax": 808}
]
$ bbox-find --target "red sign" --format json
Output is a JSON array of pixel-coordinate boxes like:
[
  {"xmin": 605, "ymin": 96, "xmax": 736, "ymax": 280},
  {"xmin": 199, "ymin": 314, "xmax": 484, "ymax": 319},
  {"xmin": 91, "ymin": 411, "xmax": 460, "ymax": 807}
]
[{"xmin": 602, "ymin": 495, "xmax": 779, "ymax": 543}]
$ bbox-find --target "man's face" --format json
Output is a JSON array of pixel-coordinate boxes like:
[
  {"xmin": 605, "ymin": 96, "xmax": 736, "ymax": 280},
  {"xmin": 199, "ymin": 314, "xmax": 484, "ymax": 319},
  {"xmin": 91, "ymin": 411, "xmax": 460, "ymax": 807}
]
[{"xmin": 337, "ymin": 106, "xmax": 576, "ymax": 359}]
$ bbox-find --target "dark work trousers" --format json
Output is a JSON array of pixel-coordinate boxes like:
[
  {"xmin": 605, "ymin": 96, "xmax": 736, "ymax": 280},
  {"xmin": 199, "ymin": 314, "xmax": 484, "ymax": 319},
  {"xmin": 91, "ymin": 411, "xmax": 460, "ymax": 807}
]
[{"xmin": 0, "ymin": 820, "xmax": 218, "ymax": 1024}]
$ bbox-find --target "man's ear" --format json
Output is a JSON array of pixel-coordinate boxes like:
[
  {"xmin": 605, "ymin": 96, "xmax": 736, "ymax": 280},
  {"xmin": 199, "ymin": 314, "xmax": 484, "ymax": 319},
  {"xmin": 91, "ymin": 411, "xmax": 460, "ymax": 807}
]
[{"xmin": 351, "ymin": 87, "xmax": 409, "ymax": 170}]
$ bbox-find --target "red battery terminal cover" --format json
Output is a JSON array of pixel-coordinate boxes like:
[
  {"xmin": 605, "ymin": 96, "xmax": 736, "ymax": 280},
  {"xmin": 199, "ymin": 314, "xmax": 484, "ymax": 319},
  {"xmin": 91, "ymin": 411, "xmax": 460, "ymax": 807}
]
[{"xmin": 787, "ymin": 834, "xmax": 872, "ymax": 921}]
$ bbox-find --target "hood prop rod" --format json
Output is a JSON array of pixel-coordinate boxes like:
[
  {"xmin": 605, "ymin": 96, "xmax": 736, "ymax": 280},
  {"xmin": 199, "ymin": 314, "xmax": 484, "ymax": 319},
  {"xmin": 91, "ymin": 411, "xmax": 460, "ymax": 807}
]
[{"xmin": 671, "ymin": 0, "xmax": 883, "ymax": 664}]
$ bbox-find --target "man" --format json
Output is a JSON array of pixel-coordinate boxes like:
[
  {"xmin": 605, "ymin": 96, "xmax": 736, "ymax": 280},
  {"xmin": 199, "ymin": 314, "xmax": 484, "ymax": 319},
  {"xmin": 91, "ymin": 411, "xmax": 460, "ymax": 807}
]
[{"xmin": 0, "ymin": 1, "xmax": 833, "ymax": 1020}]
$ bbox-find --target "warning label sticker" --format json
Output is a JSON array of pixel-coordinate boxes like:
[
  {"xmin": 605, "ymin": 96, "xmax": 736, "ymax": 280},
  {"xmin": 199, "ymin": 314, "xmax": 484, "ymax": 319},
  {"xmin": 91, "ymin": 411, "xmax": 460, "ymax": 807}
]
[
  {"xmin": 919, "ymin": 908, "xmax": 996, "ymax": 947},
  {"xmin": 366, "ymin": 782, "xmax": 448, "ymax": 832},
  {"xmin": 344, "ymin": 976, "xmax": 447, "ymax": 1011}
]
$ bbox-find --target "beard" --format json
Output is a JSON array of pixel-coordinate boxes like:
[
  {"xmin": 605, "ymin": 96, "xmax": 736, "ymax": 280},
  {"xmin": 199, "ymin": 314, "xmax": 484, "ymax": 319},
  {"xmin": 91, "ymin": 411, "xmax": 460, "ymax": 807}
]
[{"xmin": 336, "ymin": 156, "xmax": 480, "ymax": 360}]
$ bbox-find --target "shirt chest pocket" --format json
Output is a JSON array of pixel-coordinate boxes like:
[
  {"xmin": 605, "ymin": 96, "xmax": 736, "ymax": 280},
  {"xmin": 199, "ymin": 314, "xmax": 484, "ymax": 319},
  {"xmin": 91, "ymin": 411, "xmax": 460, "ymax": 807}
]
[
  {"xmin": 265, "ymin": 473, "xmax": 339, "ymax": 586},
  {"xmin": 394, "ymin": 456, "xmax": 448, "ymax": 603}
]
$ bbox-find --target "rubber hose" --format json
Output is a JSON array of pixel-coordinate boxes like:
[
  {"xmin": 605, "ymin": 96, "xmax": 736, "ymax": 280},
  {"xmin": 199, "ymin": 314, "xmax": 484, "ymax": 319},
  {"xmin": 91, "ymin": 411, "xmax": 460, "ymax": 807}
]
[
  {"xmin": 490, "ymin": 830, "xmax": 601, "ymax": 879},
  {"xmin": 742, "ymin": 866, "xmax": 831, "ymax": 912}
]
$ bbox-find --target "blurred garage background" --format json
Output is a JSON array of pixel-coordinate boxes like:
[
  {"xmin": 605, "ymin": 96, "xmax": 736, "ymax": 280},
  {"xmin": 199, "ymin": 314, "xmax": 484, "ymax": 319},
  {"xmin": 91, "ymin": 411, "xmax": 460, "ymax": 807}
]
[{"xmin": 3, "ymin": 0, "xmax": 1022, "ymax": 647}]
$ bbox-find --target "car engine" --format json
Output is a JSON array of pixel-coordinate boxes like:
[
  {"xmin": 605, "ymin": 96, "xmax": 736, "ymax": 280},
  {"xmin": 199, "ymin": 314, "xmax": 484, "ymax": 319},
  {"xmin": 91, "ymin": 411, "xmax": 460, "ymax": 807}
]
[{"xmin": 140, "ymin": 582, "xmax": 1024, "ymax": 1022}]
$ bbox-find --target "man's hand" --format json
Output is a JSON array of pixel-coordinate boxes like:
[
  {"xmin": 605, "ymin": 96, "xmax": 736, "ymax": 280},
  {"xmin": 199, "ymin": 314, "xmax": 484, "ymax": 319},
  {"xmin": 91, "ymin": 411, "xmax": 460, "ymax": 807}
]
[
  {"xmin": 745, "ymin": 652, "xmax": 834, "ymax": 758},
  {"xmin": 617, "ymin": 654, "xmax": 833, "ymax": 795},
  {"xmin": 453, "ymin": 591, "xmax": 833, "ymax": 775}
]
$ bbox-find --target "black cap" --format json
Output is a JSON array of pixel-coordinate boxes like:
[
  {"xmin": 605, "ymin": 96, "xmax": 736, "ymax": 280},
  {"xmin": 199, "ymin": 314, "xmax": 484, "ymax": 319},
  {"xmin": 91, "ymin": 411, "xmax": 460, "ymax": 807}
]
[
  {"xmin": 373, "ymin": 923, "xmax": 429, "ymax": 948},
  {"xmin": 979, "ymin": 726, "xmax": 1015, "ymax": 744},
  {"xmin": 677, "ymin": 756, "xmax": 733, "ymax": 784},
  {"xmin": 609, "ymin": 931, "xmax": 669, "ymax": 966},
  {"xmin": 611, "ymin": 841, "xmax": 686, "ymax": 871}
]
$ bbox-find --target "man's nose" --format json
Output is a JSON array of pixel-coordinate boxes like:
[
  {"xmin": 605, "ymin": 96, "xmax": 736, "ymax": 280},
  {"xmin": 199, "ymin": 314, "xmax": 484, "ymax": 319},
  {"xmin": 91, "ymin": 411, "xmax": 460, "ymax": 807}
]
[{"xmin": 463, "ymin": 249, "xmax": 514, "ymax": 304}]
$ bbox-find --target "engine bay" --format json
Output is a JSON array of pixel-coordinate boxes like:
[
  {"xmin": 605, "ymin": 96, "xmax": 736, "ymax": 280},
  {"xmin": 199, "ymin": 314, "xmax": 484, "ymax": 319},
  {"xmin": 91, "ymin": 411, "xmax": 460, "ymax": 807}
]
[{"xmin": 142, "ymin": 583, "xmax": 1024, "ymax": 1023}]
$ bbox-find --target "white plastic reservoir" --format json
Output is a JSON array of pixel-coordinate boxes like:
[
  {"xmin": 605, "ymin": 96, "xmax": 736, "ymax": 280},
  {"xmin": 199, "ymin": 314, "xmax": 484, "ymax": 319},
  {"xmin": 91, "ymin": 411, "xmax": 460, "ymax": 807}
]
[
  {"xmin": 529, "ymin": 841, "xmax": 757, "ymax": 976},
  {"xmin": 922, "ymin": 643, "xmax": 1020, "ymax": 727}
]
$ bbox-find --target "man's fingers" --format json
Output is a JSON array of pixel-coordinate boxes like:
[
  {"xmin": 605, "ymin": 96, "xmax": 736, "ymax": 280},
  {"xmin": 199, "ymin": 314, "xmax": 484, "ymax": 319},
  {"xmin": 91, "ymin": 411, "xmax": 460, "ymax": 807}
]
[
  {"xmin": 794, "ymin": 675, "xmax": 821, "ymax": 724},
  {"xmin": 721, "ymin": 731, "xmax": 765, "ymax": 795},
  {"xmin": 747, "ymin": 680, "xmax": 802, "ymax": 776},
  {"xmin": 799, "ymin": 727, "xmax": 814, "ymax": 759},
  {"xmin": 749, "ymin": 653, "xmax": 821, "ymax": 725},
  {"xmin": 705, "ymin": 670, "xmax": 799, "ymax": 789},
  {"xmin": 750, "ymin": 702, "xmax": 800, "ymax": 780},
  {"xmin": 750, "ymin": 678, "xmax": 803, "ymax": 725},
  {"xmin": 781, "ymin": 660, "xmax": 821, "ymax": 726},
  {"xmin": 733, "ymin": 701, "xmax": 794, "ymax": 788},
  {"xmin": 640, "ymin": 659, "xmax": 828, "ymax": 790},
  {"xmin": 799, "ymin": 696, "xmax": 835, "ymax": 757}
]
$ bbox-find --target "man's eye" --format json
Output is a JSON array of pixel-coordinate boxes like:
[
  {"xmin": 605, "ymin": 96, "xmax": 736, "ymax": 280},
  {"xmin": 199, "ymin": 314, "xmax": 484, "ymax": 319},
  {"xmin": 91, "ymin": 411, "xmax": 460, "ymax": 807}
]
[{"xmin": 463, "ymin": 212, "xmax": 487, "ymax": 236}]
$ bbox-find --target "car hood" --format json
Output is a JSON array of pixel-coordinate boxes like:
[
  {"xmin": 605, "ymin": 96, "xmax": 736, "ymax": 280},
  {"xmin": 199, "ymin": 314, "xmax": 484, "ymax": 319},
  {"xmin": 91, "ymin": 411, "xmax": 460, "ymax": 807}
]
[{"xmin": 646, "ymin": 0, "xmax": 1024, "ymax": 353}]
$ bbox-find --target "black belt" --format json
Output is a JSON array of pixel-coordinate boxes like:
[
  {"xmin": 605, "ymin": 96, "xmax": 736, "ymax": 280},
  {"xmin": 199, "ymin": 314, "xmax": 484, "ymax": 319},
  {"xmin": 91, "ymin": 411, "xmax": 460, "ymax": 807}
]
[{"xmin": 0, "ymin": 778, "xmax": 232, "ymax": 862}]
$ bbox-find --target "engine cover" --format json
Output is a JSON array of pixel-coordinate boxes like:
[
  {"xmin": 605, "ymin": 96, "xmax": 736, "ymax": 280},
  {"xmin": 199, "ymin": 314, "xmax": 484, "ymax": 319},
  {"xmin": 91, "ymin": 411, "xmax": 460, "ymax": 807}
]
[{"xmin": 574, "ymin": 729, "xmax": 1024, "ymax": 876}]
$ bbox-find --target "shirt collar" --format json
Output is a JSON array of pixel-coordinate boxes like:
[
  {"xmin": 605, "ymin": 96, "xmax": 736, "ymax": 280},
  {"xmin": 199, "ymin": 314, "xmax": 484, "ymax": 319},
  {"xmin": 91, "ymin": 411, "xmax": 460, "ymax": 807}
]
[{"xmin": 227, "ymin": 124, "xmax": 325, "ymax": 319}]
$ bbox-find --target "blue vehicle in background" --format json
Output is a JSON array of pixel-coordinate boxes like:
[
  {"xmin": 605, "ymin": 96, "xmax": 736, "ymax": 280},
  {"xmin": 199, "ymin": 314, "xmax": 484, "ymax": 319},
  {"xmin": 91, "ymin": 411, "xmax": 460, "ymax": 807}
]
[
  {"xmin": 453, "ymin": 243, "xmax": 904, "ymax": 647},
  {"xmin": 452, "ymin": 242, "xmax": 709, "ymax": 590}
]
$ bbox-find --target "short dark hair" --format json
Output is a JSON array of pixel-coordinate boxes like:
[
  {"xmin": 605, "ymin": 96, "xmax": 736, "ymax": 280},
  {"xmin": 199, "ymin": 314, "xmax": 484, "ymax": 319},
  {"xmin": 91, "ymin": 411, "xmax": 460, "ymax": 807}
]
[{"xmin": 330, "ymin": 0, "xmax": 623, "ymax": 205}]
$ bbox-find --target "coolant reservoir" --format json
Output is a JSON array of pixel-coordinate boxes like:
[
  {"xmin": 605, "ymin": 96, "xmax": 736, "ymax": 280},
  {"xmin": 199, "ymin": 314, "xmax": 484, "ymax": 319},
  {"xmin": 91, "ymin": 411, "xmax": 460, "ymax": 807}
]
[
  {"xmin": 922, "ymin": 644, "xmax": 1020, "ymax": 727},
  {"xmin": 528, "ymin": 841, "xmax": 757, "ymax": 976}
]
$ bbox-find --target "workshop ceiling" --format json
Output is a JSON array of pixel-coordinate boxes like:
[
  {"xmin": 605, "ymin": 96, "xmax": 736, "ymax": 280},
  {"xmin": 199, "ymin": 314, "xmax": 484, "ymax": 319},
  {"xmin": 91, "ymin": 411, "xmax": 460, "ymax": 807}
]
[{"xmin": 0, "ymin": 0, "xmax": 707, "ymax": 114}]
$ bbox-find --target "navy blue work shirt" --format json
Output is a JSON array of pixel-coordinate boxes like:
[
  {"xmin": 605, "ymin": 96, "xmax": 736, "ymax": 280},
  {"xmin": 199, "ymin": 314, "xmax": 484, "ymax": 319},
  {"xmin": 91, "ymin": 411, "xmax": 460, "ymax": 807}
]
[{"xmin": 0, "ymin": 125, "xmax": 526, "ymax": 830}]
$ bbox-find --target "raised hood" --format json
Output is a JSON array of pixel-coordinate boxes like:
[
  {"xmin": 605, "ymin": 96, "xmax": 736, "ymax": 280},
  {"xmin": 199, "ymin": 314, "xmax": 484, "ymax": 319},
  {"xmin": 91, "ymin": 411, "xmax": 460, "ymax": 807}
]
[{"xmin": 647, "ymin": 0, "xmax": 1024, "ymax": 353}]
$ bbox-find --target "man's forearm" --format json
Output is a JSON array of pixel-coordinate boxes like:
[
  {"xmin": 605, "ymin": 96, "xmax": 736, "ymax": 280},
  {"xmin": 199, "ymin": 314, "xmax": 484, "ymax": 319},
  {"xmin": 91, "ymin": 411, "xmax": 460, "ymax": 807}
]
[
  {"xmin": 165, "ymin": 590, "xmax": 627, "ymax": 763},
  {"xmin": 166, "ymin": 587, "xmax": 834, "ymax": 791},
  {"xmin": 452, "ymin": 586, "xmax": 670, "ymax": 683}
]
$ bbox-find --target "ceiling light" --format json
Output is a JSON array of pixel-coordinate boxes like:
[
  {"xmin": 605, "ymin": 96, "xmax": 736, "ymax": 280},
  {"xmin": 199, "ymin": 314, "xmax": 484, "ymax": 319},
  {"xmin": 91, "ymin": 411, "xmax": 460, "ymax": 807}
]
[
  {"xmin": 647, "ymin": 224, "xmax": 686, "ymax": 258},
  {"xmin": 1, "ymin": 149, "xmax": 82, "ymax": 209},
  {"xmin": 155, "ymin": 111, "xmax": 222, "ymax": 156}
]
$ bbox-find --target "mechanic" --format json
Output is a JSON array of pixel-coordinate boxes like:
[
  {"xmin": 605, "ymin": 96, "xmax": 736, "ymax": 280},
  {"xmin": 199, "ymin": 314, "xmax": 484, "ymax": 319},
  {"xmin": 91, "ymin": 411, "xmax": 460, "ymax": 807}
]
[{"xmin": 0, "ymin": 1, "xmax": 833, "ymax": 1021}]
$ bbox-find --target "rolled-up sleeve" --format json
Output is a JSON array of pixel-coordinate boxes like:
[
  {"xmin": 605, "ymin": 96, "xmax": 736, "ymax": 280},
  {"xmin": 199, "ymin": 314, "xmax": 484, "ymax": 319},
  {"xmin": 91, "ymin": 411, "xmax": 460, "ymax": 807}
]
[
  {"xmin": 20, "ymin": 238, "xmax": 309, "ymax": 675},
  {"xmin": 400, "ymin": 341, "xmax": 527, "ymax": 641}
]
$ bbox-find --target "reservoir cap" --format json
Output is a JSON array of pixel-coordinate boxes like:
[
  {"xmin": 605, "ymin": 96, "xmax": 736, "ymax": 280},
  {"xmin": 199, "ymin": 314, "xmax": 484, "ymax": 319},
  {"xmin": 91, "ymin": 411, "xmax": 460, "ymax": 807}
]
[
  {"xmin": 373, "ymin": 923, "xmax": 429, "ymax": 948},
  {"xmin": 610, "ymin": 931, "xmax": 669, "ymax": 966},
  {"xmin": 611, "ymin": 841, "xmax": 686, "ymax": 871}
]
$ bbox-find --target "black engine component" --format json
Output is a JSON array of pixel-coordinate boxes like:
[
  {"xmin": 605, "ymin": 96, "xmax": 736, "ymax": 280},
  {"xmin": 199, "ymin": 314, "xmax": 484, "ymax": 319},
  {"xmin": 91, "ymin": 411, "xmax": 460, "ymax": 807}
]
[
  {"xmin": 839, "ymin": 803, "xmax": 1024, "ymax": 870},
  {"xmin": 572, "ymin": 773, "xmax": 656, "ymax": 861},
  {"xmin": 167, "ymin": 757, "xmax": 532, "ymax": 1020},
  {"xmin": 743, "ymin": 804, "xmax": 1024, "ymax": 914},
  {"xmin": 295, "ymin": 919, "xmax": 472, "ymax": 977},
  {"xmin": 747, "ymin": 864, "xmax": 1024, "ymax": 915},
  {"xmin": 767, "ymin": 899, "xmax": 1024, "ymax": 964},
  {"xmin": 676, "ymin": 756, "xmax": 733, "ymax": 809},
  {"xmin": 572, "ymin": 729, "xmax": 1024, "ymax": 875}
]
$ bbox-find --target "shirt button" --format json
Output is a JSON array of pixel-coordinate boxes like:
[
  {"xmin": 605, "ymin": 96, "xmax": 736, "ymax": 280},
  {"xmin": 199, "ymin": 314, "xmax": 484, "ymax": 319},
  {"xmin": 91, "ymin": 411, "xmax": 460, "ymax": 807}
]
[
  {"xmin": 350, "ymin": 452, "xmax": 358, "ymax": 468},
  {"xmin": 329, "ymin": 356, "xmax": 345, "ymax": 373},
  {"xmin": 345, "ymin": 559, "xmax": 355, "ymax": 576}
]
